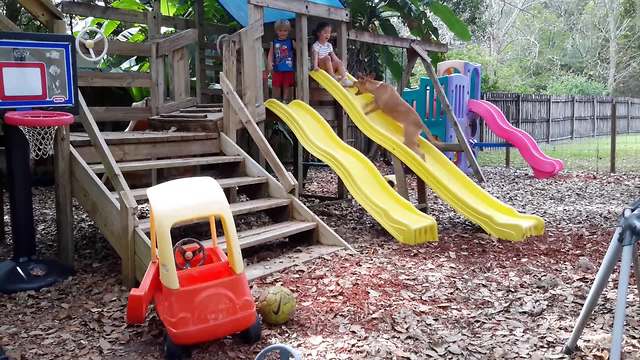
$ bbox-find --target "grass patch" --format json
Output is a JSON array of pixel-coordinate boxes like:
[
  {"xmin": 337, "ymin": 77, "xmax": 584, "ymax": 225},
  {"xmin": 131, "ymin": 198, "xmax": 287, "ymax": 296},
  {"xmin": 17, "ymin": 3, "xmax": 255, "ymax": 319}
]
[{"xmin": 476, "ymin": 133, "xmax": 640, "ymax": 172}]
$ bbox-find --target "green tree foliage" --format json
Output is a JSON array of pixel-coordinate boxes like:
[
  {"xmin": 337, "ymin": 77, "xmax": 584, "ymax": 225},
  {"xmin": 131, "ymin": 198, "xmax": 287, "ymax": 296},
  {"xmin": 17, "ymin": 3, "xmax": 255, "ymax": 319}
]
[{"xmin": 346, "ymin": 0, "xmax": 471, "ymax": 81}]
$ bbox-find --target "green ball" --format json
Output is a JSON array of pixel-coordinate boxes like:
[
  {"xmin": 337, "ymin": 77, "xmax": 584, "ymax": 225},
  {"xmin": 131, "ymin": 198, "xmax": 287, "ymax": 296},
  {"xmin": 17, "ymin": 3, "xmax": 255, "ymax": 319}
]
[{"xmin": 257, "ymin": 286, "xmax": 296, "ymax": 325}]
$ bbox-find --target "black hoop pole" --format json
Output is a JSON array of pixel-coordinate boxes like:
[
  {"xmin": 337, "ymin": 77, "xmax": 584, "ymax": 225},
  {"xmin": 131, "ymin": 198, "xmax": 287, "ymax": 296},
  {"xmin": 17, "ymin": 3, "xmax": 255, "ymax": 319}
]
[
  {"xmin": 0, "ymin": 120, "xmax": 73, "ymax": 294},
  {"xmin": 3, "ymin": 124, "xmax": 36, "ymax": 259}
]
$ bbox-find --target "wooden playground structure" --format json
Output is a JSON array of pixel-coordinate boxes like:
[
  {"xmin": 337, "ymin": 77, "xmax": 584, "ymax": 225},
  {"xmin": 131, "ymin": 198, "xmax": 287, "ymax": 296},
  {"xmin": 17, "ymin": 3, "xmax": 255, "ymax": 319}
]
[{"xmin": 0, "ymin": 0, "xmax": 484, "ymax": 286}]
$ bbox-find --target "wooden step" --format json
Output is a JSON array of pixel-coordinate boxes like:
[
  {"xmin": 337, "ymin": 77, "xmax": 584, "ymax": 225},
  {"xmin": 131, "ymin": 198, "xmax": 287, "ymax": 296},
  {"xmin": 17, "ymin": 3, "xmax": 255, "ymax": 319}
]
[
  {"xmin": 195, "ymin": 103, "xmax": 223, "ymax": 108},
  {"xmin": 137, "ymin": 198, "xmax": 291, "ymax": 232},
  {"xmin": 90, "ymin": 155, "xmax": 243, "ymax": 173},
  {"xmin": 117, "ymin": 176, "xmax": 268, "ymax": 201},
  {"xmin": 245, "ymin": 244, "xmax": 342, "ymax": 281},
  {"xmin": 210, "ymin": 221, "xmax": 316, "ymax": 250},
  {"xmin": 70, "ymin": 131, "xmax": 217, "ymax": 147},
  {"xmin": 179, "ymin": 107, "xmax": 222, "ymax": 113},
  {"xmin": 149, "ymin": 115, "xmax": 222, "ymax": 132},
  {"xmin": 155, "ymin": 113, "xmax": 208, "ymax": 119}
]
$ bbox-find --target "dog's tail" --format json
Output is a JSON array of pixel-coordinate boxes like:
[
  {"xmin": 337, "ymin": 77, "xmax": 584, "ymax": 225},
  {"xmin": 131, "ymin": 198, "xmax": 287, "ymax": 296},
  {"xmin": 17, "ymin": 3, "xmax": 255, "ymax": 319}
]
[{"xmin": 420, "ymin": 122, "xmax": 442, "ymax": 146}]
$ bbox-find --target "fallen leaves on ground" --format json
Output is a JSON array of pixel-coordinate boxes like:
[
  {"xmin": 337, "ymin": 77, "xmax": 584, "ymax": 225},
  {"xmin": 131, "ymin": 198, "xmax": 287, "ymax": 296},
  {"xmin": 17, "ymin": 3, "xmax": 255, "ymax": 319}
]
[{"xmin": 1, "ymin": 167, "xmax": 639, "ymax": 359}]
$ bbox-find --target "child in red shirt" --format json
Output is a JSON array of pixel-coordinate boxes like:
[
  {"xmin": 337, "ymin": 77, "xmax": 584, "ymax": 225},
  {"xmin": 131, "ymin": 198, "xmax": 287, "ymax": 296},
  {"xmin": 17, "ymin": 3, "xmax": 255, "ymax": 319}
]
[{"xmin": 267, "ymin": 20, "xmax": 295, "ymax": 102}]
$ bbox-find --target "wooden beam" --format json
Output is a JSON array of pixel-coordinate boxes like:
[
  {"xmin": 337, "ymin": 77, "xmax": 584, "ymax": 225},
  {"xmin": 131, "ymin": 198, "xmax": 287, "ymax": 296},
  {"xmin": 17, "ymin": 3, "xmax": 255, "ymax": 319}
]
[
  {"xmin": 156, "ymin": 29, "xmax": 198, "ymax": 55},
  {"xmin": 80, "ymin": 40, "xmax": 152, "ymax": 57},
  {"xmin": 220, "ymin": 73, "xmax": 297, "ymax": 193},
  {"xmin": 248, "ymin": 0, "xmax": 350, "ymax": 21},
  {"xmin": 61, "ymin": 2, "xmax": 146, "ymax": 24},
  {"xmin": 18, "ymin": 0, "xmax": 64, "ymax": 30},
  {"xmin": 348, "ymin": 30, "xmax": 448, "ymax": 53},
  {"xmin": 412, "ymin": 44, "xmax": 485, "ymax": 182},
  {"xmin": 62, "ymin": 1, "xmax": 232, "ymax": 33},
  {"xmin": 78, "ymin": 72, "xmax": 152, "ymax": 87},
  {"xmin": 159, "ymin": 97, "xmax": 197, "ymax": 114},
  {"xmin": 89, "ymin": 106, "xmax": 151, "ymax": 123},
  {"xmin": 0, "ymin": 14, "xmax": 20, "ymax": 31}
]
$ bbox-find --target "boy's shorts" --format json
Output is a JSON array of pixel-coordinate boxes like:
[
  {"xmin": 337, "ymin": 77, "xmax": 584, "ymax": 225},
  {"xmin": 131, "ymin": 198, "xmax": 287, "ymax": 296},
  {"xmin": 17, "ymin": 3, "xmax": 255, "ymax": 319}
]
[{"xmin": 272, "ymin": 71, "xmax": 295, "ymax": 87}]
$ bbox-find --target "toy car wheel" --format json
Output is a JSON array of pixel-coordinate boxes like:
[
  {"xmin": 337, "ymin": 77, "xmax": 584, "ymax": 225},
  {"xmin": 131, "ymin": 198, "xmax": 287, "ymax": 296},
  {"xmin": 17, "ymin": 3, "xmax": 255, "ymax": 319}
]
[
  {"xmin": 164, "ymin": 333, "xmax": 191, "ymax": 360},
  {"xmin": 238, "ymin": 315, "xmax": 262, "ymax": 344}
]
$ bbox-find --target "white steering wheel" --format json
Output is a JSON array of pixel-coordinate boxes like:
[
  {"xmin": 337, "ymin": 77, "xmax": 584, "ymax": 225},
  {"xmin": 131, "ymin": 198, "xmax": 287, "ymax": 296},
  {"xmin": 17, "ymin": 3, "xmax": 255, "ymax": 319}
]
[{"xmin": 76, "ymin": 27, "xmax": 109, "ymax": 62}]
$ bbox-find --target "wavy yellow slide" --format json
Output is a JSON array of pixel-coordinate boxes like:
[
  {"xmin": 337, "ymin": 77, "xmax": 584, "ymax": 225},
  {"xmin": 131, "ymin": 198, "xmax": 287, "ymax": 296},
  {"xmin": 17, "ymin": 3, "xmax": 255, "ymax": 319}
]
[
  {"xmin": 265, "ymin": 99, "xmax": 437, "ymax": 245},
  {"xmin": 310, "ymin": 70, "xmax": 544, "ymax": 241}
]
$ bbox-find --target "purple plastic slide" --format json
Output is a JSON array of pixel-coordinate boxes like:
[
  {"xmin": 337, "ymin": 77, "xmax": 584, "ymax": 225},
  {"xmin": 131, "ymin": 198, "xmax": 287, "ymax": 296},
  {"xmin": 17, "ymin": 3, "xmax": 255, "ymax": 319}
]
[{"xmin": 468, "ymin": 99, "xmax": 564, "ymax": 179}]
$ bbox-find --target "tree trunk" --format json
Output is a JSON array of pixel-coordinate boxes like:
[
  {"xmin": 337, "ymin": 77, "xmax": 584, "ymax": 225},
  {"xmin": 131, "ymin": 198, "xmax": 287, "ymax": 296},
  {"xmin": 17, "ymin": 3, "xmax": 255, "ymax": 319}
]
[{"xmin": 5, "ymin": 0, "xmax": 21, "ymax": 25}]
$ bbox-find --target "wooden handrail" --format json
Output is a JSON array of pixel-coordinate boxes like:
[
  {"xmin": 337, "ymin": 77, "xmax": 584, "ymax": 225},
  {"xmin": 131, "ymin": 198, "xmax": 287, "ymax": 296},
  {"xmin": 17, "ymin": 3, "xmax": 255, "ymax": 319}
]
[
  {"xmin": 78, "ymin": 92, "xmax": 138, "ymax": 207},
  {"xmin": 156, "ymin": 29, "xmax": 198, "ymax": 55},
  {"xmin": 220, "ymin": 73, "xmax": 297, "ymax": 194},
  {"xmin": 411, "ymin": 44, "xmax": 485, "ymax": 182}
]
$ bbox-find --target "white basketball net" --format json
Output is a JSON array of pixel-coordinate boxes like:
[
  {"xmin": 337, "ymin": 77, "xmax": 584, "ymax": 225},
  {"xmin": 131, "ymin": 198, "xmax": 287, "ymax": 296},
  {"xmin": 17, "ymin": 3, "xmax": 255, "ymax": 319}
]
[{"xmin": 18, "ymin": 126, "xmax": 59, "ymax": 159}]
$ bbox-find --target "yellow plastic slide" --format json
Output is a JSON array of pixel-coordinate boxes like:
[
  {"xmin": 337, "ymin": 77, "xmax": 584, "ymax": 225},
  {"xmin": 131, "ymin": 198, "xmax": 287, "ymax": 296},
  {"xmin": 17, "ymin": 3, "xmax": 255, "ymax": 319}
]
[
  {"xmin": 265, "ymin": 99, "xmax": 438, "ymax": 245},
  {"xmin": 311, "ymin": 70, "xmax": 544, "ymax": 241}
]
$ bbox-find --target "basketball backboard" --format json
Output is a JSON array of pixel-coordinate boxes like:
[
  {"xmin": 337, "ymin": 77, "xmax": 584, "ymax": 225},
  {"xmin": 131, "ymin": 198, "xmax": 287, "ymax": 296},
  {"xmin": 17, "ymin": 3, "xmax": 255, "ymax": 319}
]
[{"xmin": 0, "ymin": 32, "xmax": 78, "ymax": 115}]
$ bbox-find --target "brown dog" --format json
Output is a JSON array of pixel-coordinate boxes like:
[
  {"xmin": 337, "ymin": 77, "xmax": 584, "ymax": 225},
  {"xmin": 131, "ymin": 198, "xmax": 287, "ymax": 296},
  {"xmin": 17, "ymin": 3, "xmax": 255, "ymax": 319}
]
[{"xmin": 353, "ymin": 74, "xmax": 440, "ymax": 160}]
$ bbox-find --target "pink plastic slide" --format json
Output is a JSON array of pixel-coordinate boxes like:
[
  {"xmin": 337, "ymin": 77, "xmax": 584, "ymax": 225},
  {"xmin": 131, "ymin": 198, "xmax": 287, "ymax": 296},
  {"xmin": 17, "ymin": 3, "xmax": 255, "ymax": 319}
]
[{"xmin": 468, "ymin": 99, "xmax": 564, "ymax": 179}]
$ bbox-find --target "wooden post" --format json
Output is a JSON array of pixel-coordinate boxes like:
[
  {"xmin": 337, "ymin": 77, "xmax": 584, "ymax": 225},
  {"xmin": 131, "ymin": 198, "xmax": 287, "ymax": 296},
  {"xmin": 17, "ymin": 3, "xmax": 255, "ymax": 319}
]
[
  {"xmin": 222, "ymin": 35, "xmax": 239, "ymax": 141},
  {"xmin": 119, "ymin": 195, "xmax": 136, "ymax": 287},
  {"xmin": 295, "ymin": 14, "xmax": 309, "ymax": 188},
  {"xmin": 172, "ymin": 47, "xmax": 190, "ymax": 101},
  {"xmin": 148, "ymin": 2, "xmax": 163, "ymax": 115},
  {"xmin": 193, "ymin": 0, "xmax": 207, "ymax": 103},
  {"xmin": 571, "ymin": 96, "xmax": 576, "ymax": 140},
  {"xmin": 505, "ymin": 147, "xmax": 511, "ymax": 168},
  {"xmin": 628, "ymin": 99, "xmax": 632, "ymax": 134},
  {"xmin": 547, "ymin": 96, "xmax": 552, "ymax": 143},
  {"xmin": 392, "ymin": 156, "xmax": 409, "ymax": 200},
  {"xmin": 412, "ymin": 44, "xmax": 485, "ymax": 182},
  {"xmin": 593, "ymin": 97, "xmax": 597, "ymax": 137},
  {"xmin": 243, "ymin": 5, "xmax": 266, "ymax": 167},
  {"xmin": 0, "ymin": 175, "xmax": 4, "ymax": 245},
  {"xmin": 54, "ymin": 125, "xmax": 73, "ymax": 266},
  {"xmin": 397, "ymin": 49, "xmax": 425, "ymax": 207},
  {"xmin": 336, "ymin": 21, "xmax": 348, "ymax": 199},
  {"xmin": 610, "ymin": 99, "xmax": 617, "ymax": 173},
  {"xmin": 517, "ymin": 94, "xmax": 522, "ymax": 128}
]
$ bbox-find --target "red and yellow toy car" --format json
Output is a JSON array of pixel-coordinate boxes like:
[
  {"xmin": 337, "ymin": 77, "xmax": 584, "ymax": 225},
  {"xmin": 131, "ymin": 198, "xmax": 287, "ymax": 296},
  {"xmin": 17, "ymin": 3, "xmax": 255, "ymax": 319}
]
[{"xmin": 127, "ymin": 177, "xmax": 260, "ymax": 359}]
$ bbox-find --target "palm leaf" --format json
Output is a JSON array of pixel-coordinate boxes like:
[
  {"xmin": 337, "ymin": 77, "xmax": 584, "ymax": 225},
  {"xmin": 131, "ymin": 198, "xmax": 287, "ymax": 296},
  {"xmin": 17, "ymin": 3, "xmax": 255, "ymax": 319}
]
[{"xmin": 428, "ymin": 1, "xmax": 471, "ymax": 41}]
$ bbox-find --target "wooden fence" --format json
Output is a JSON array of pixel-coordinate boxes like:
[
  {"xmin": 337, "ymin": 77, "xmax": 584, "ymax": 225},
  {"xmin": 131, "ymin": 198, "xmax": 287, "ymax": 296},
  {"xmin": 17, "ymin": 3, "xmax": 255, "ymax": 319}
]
[
  {"xmin": 480, "ymin": 93, "xmax": 640, "ymax": 143},
  {"xmin": 325, "ymin": 93, "xmax": 640, "ymax": 157}
]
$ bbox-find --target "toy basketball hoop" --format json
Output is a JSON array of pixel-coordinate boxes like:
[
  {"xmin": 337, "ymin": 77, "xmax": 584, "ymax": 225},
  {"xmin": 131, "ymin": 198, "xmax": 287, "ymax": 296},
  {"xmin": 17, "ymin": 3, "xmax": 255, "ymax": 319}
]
[
  {"xmin": 0, "ymin": 32, "xmax": 78, "ymax": 294},
  {"xmin": 4, "ymin": 110, "xmax": 74, "ymax": 159}
]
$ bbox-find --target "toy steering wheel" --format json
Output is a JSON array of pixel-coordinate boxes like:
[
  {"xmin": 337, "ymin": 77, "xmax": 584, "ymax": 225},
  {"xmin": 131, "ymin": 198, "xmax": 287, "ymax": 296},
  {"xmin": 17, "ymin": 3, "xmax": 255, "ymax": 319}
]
[
  {"xmin": 173, "ymin": 238, "xmax": 206, "ymax": 270},
  {"xmin": 76, "ymin": 27, "xmax": 109, "ymax": 62}
]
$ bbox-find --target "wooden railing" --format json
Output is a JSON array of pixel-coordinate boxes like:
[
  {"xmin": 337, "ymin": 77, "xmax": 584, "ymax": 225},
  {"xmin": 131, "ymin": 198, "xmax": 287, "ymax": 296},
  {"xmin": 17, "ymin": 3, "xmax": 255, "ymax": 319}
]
[{"xmin": 148, "ymin": 29, "xmax": 200, "ymax": 114}]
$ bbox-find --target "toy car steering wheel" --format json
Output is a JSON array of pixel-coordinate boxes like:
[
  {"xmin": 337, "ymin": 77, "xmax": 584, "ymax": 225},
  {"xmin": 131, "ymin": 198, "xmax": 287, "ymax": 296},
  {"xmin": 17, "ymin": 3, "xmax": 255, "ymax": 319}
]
[
  {"xmin": 173, "ymin": 238, "xmax": 206, "ymax": 270},
  {"xmin": 75, "ymin": 27, "xmax": 108, "ymax": 62}
]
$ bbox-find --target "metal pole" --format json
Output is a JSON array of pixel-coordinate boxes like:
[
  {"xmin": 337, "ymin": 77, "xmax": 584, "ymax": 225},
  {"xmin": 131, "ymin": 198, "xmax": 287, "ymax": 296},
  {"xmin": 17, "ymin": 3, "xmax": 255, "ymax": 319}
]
[
  {"xmin": 610, "ymin": 239, "xmax": 634, "ymax": 359},
  {"xmin": 563, "ymin": 228, "xmax": 623, "ymax": 354}
]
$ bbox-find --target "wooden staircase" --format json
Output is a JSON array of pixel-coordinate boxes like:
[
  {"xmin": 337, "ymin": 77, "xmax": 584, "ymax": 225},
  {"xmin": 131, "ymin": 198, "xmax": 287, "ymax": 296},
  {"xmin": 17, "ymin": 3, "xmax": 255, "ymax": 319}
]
[{"xmin": 70, "ymin": 103, "xmax": 351, "ymax": 285}]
